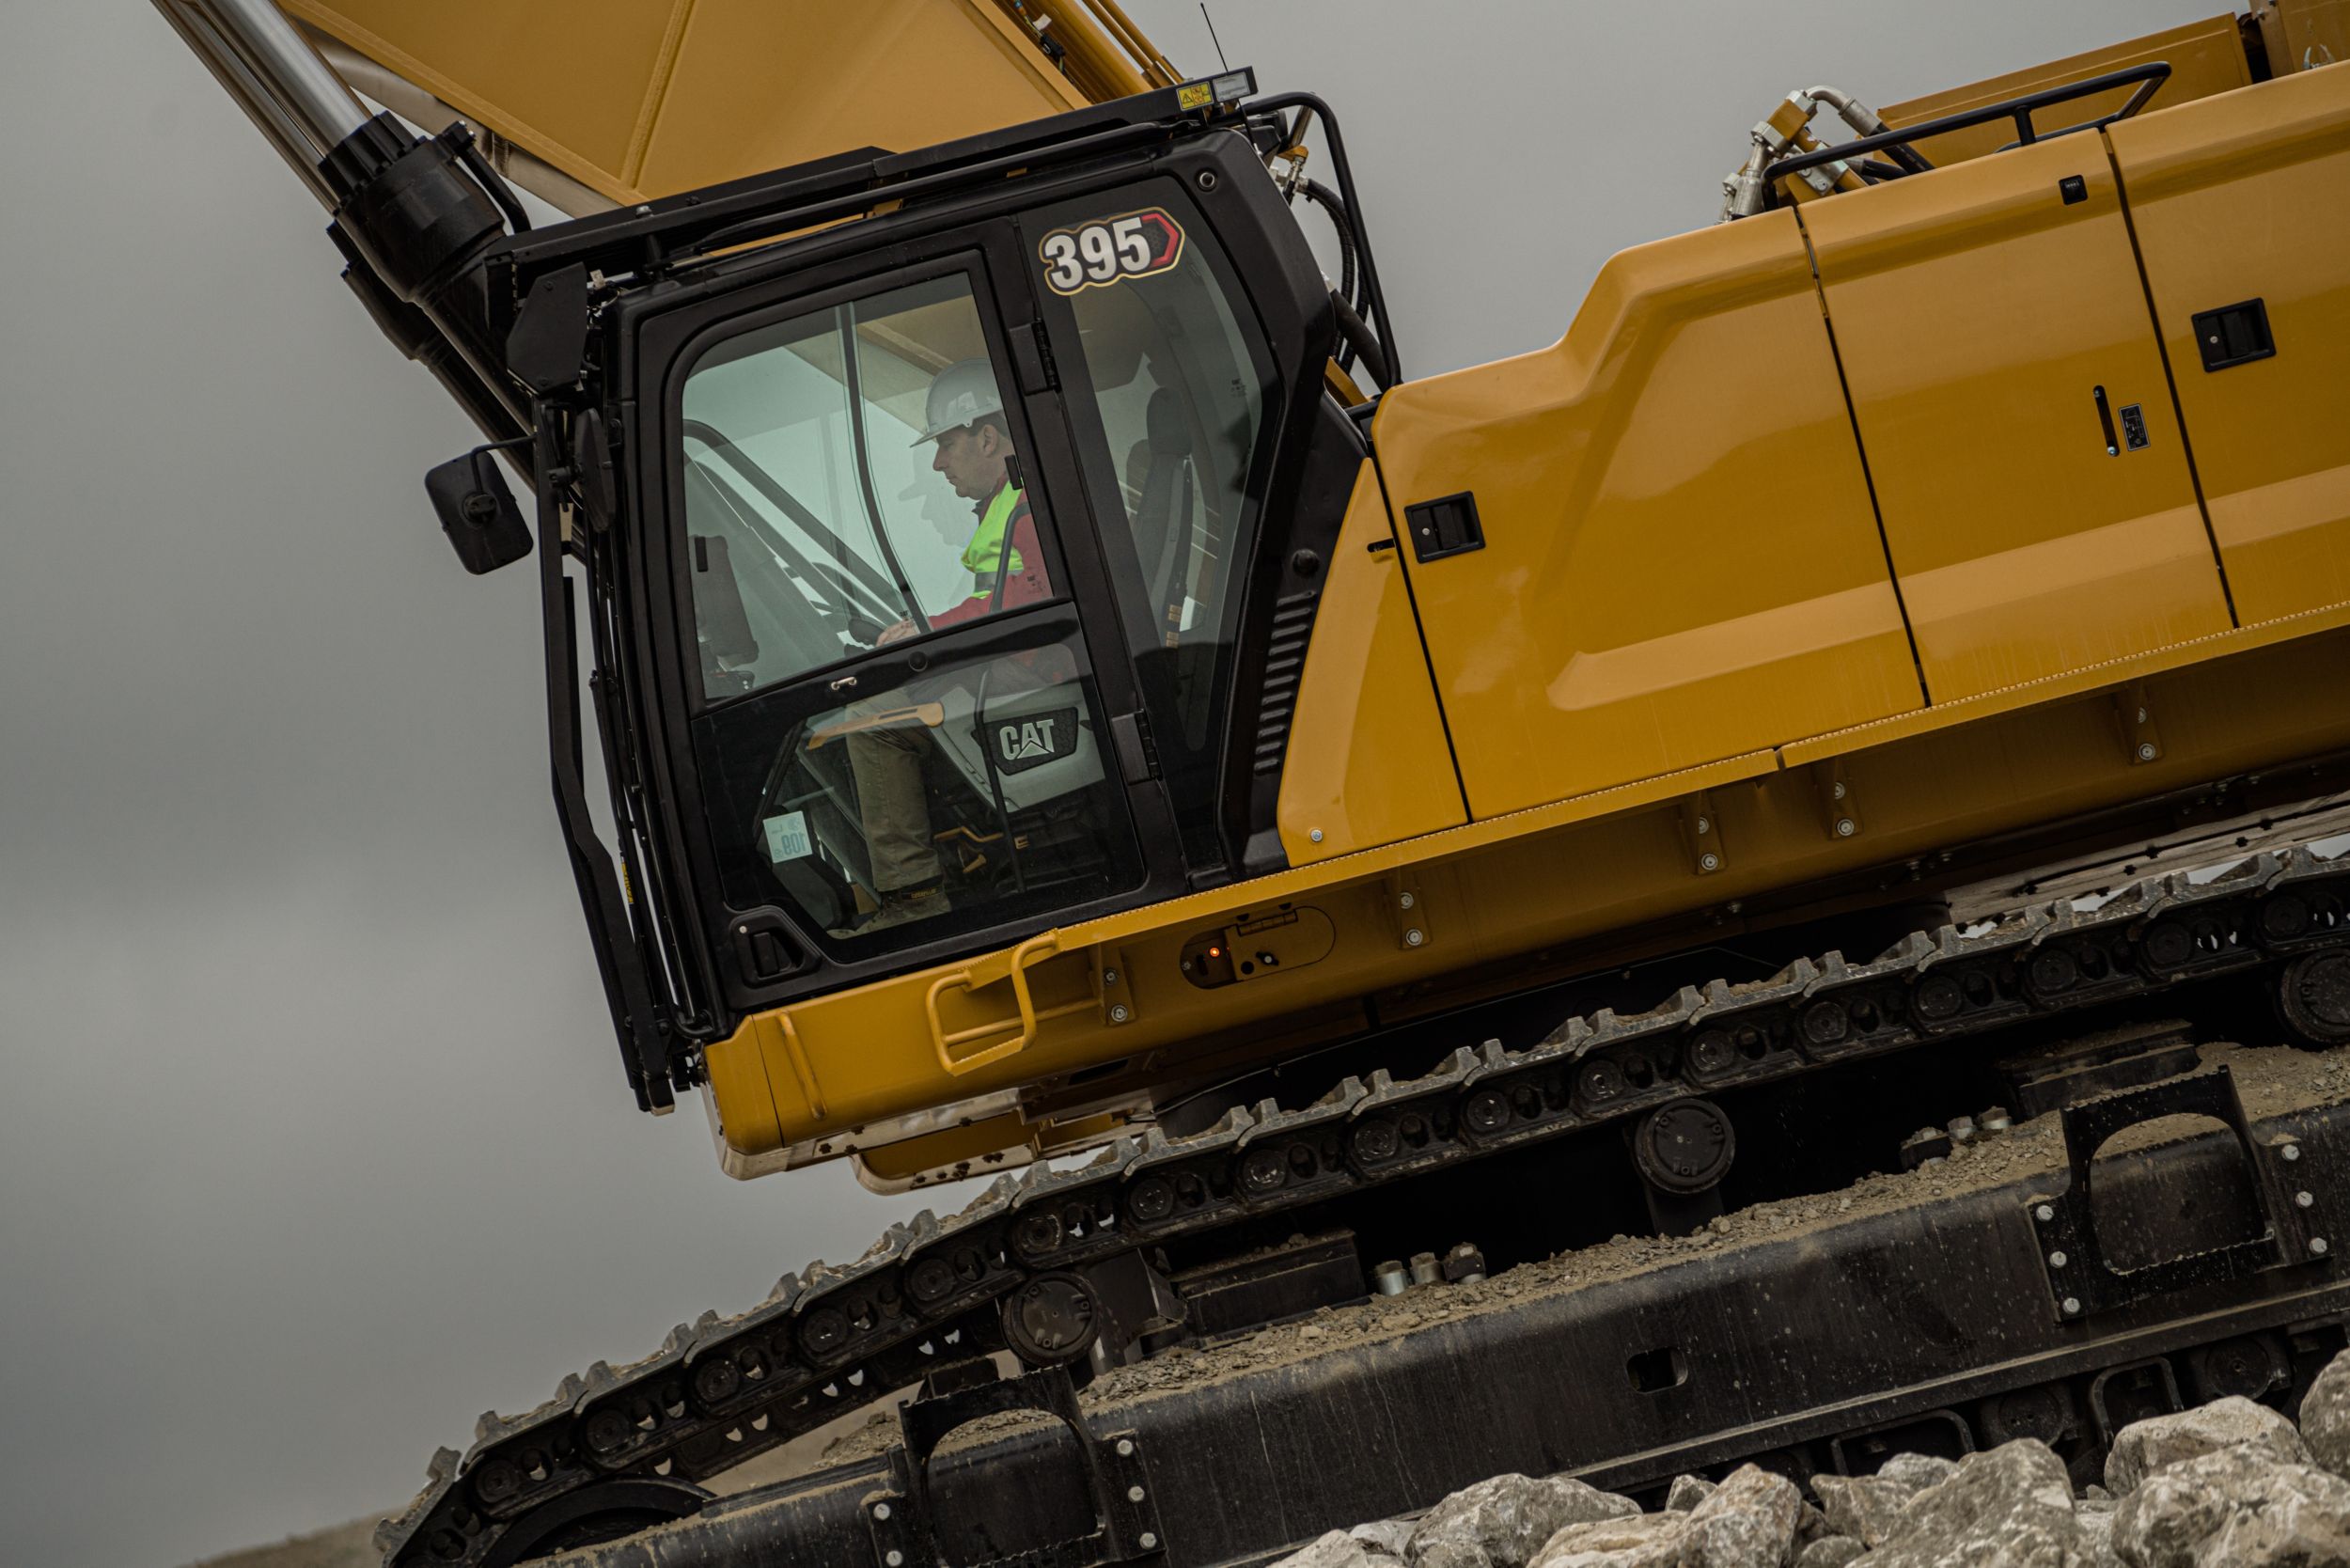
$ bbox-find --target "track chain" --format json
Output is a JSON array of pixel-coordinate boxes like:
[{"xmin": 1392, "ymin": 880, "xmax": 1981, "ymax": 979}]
[{"xmin": 380, "ymin": 842, "xmax": 2350, "ymax": 1566}]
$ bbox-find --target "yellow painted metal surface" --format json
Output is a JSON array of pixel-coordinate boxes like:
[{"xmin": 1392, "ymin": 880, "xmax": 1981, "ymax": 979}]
[
  {"xmin": 699, "ymin": 611, "xmax": 2350, "ymax": 1170},
  {"xmin": 1799, "ymin": 137, "xmax": 2234, "ymax": 702},
  {"xmin": 1277, "ymin": 463, "xmax": 1465, "ymax": 864},
  {"xmin": 2109, "ymin": 64, "xmax": 2350, "ymax": 625},
  {"xmin": 1366, "ymin": 210, "xmax": 1922, "ymax": 821},
  {"xmin": 1881, "ymin": 17, "xmax": 2252, "ymax": 169},
  {"xmin": 281, "ymin": 0, "xmax": 1152, "ymax": 207},
  {"xmin": 2251, "ymin": 0, "xmax": 2350, "ymax": 74}
]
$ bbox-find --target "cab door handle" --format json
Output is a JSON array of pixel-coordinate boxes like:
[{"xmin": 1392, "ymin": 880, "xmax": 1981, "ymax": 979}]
[{"xmin": 2092, "ymin": 384, "xmax": 2120, "ymax": 456}]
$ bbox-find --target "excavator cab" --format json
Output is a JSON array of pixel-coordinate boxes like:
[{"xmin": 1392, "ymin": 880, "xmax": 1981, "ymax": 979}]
[{"xmin": 513, "ymin": 80, "xmax": 1377, "ymax": 1101}]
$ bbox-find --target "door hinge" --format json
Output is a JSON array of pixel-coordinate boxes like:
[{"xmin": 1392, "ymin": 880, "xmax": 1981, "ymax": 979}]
[
  {"xmin": 1111, "ymin": 710, "xmax": 1160, "ymax": 784},
  {"xmin": 1011, "ymin": 319, "xmax": 1059, "ymax": 395}
]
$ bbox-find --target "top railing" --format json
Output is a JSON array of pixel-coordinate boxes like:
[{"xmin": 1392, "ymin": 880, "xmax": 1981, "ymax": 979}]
[{"xmin": 1769, "ymin": 61, "xmax": 2171, "ymax": 188}]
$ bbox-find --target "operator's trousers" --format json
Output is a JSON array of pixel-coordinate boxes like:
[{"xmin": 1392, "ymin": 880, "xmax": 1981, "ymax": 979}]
[{"xmin": 843, "ymin": 692, "xmax": 941, "ymax": 895}]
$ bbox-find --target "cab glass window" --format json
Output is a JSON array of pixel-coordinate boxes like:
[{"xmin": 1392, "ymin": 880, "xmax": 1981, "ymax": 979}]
[
  {"xmin": 679, "ymin": 272, "xmax": 1136, "ymax": 953},
  {"xmin": 680, "ymin": 274, "xmax": 1057, "ymax": 702},
  {"xmin": 692, "ymin": 616, "xmax": 1140, "ymax": 952},
  {"xmin": 1036, "ymin": 191, "xmax": 1276, "ymax": 866}
]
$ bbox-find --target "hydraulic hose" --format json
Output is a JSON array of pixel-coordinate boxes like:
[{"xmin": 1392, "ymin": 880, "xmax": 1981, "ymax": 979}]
[{"xmin": 1298, "ymin": 178, "xmax": 1365, "ymax": 373}]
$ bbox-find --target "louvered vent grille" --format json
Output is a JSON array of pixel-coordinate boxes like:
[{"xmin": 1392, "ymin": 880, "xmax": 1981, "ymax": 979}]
[{"xmin": 1253, "ymin": 591, "xmax": 1321, "ymax": 775}]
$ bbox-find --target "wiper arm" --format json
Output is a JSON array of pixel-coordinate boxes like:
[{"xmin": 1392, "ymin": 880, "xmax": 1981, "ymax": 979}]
[
  {"xmin": 838, "ymin": 302, "xmax": 932, "ymax": 635},
  {"xmin": 682, "ymin": 418, "xmax": 901, "ymax": 611}
]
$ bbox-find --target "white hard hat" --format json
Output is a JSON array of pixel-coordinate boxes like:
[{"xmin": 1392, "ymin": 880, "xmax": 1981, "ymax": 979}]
[{"xmin": 911, "ymin": 358, "xmax": 1005, "ymax": 445}]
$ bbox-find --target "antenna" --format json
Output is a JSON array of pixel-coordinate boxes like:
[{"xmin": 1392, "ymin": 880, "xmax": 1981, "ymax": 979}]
[{"xmin": 1199, "ymin": 3, "xmax": 1230, "ymax": 72}]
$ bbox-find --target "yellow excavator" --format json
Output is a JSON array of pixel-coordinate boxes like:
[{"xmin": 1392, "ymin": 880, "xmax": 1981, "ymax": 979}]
[{"xmin": 151, "ymin": 2, "xmax": 2350, "ymax": 1563}]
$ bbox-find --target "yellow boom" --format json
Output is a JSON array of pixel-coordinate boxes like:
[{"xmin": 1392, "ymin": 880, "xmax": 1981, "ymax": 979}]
[{"xmin": 281, "ymin": 0, "xmax": 1177, "ymax": 213}]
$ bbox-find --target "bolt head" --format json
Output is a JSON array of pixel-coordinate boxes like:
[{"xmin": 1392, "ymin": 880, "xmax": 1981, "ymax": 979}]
[
  {"xmin": 1110, "ymin": 1003, "xmax": 1132, "ymax": 1024},
  {"xmin": 1695, "ymin": 816, "xmax": 1712, "ymax": 834},
  {"xmin": 2299, "ymin": 1190, "xmax": 2316, "ymax": 1208},
  {"xmin": 2314, "ymin": 1238, "xmax": 2332, "ymax": 1257},
  {"xmin": 1837, "ymin": 818, "xmax": 1856, "ymax": 837},
  {"xmin": 1103, "ymin": 969, "xmax": 1118, "ymax": 985},
  {"xmin": 1833, "ymin": 781, "xmax": 1847, "ymax": 799},
  {"xmin": 2048, "ymin": 1250, "xmax": 2068, "ymax": 1268},
  {"xmin": 1141, "ymin": 1533, "xmax": 1159, "ymax": 1550},
  {"xmin": 886, "ymin": 1553, "xmax": 904, "ymax": 1568},
  {"xmin": 1700, "ymin": 853, "xmax": 1721, "ymax": 872},
  {"xmin": 1126, "ymin": 1176, "xmax": 1175, "ymax": 1224},
  {"xmin": 2063, "ymin": 1296, "xmax": 2082, "ymax": 1316},
  {"xmin": 873, "ymin": 1501, "xmax": 892, "ymax": 1520},
  {"xmin": 1117, "ymin": 1438, "xmax": 1136, "ymax": 1457},
  {"xmin": 1308, "ymin": 828, "xmax": 1324, "ymax": 843},
  {"xmin": 1405, "ymin": 928, "xmax": 1425, "ymax": 947},
  {"xmin": 1128, "ymin": 1484, "xmax": 1146, "ymax": 1502},
  {"xmin": 473, "ymin": 1459, "xmax": 522, "ymax": 1504},
  {"xmin": 2036, "ymin": 1204, "xmax": 2057, "ymax": 1222},
  {"xmin": 2137, "ymin": 742, "xmax": 2158, "ymax": 761},
  {"xmin": 2286, "ymin": 1144, "xmax": 2304, "ymax": 1162},
  {"xmin": 1399, "ymin": 890, "xmax": 1416, "ymax": 909}
]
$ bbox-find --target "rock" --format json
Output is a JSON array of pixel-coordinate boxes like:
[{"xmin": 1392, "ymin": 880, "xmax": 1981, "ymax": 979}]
[
  {"xmin": 2110, "ymin": 1445, "xmax": 2350, "ymax": 1566},
  {"xmin": 1810, "ymin": 1475, "xmax": 1912, "ymax": 1548},
  {"xmin": 1274, "ymin": 1529, "xmax": 1404, "ymax": 1568},
  {"xmin": 1665, "ymin": 1474, "xmax": 1716, "ymax": 1512},
  {"xmin": 1352, "ymin": 1520, "xmax": 1417, "ymax": 1557},
  {"xmin": 1876, "ymin": 1453, "xmax": 1961, "ymax": 1491},
  {"xmin": 1405, "ymin": 1473, "xmax": 1639, "ymax": 1568},
  {"xmin": 1810, "ymin": 1455, "xmax": 1953, "ymax": 1550},
  {"xmin": 2075, "ymin": 1500, "xmax": 2123, "ymax": 1568},
  {"xmin": 1527, "ymin": 1513, "xmax": 1684, "ymax": 1568},
  {"xmin": 1525, "ymin": 1465, "xmax": 1798, "ymax": 1568},
  {"xmin": 1680, "ymin": 1465, "xmax": 1804, "ymax": 1564},
  {"xmin": 1795, "ymin": 1540, "xmax": 1865, "ymax": 1568},
  {"xmin": 2302, "ymin": 1347, "xmax": 2350, "ymax": 1482},
  {"xmin": 2103, "ymin": 1396, "xmax": 2310, "ymax": 1495},
  {"xmin": 1851, "ymin": 1438, "xmax": 2082, "ymax": 1568}
]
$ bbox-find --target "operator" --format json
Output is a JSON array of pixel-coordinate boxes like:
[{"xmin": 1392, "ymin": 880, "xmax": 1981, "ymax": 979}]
[{"xmin": 837, "ymin": 359, "xmax": 1051, "ymax": 936}]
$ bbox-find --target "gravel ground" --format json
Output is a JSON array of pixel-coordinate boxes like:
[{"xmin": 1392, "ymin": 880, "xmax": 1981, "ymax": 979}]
[{"xmin": 1275, "ymin": 1353, "xmax": 2350, "ymax": 1566}]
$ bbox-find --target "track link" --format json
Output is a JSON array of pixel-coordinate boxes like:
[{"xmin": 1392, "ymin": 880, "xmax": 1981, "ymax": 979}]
[{"xmin": 379, "ymin": 841, "xmax": 2350, "ymax": 1566}]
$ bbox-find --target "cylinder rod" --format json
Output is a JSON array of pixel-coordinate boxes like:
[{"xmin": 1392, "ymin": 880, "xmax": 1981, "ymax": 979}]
[{"xmin": 149, "ymin": 0, "xmax": 369, "ymax": 204}]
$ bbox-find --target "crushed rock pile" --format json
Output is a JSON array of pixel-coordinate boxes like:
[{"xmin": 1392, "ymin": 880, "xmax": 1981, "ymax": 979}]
[{"xmin": 1271, "ymin": 1347, "xmax": 2350, "ymax": 1568}]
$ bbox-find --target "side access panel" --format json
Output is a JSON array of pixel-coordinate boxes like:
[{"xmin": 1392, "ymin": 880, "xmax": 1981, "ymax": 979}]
[
  {"xmin": 1801, "ymin": 137, "xmax": 2235, "ymax": 703},
  {"xmin": 1372, "ymin": 210, "xmax": 1921, "ymax": 821},
  {"xmin": 1277, "ymin": 463, "xmax": 1466, "ymax": 865},
  {"xmin": 2108, "ymin": 62, "xmax": 2350, "ymax": 625}
]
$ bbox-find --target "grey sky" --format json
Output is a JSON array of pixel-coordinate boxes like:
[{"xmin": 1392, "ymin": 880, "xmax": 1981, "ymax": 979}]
[{"xmin": 1, "ymin": 2, "xmax": 2218, "ymax": 1563}]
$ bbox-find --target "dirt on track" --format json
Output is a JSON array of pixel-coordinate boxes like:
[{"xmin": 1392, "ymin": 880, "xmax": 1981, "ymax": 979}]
[{"xmin": 188, "ymin": 1039, "xmax": 2350, "ymax": 1567}]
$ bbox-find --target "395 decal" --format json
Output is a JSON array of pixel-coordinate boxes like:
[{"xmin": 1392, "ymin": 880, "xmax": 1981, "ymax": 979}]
[{"xmin": 1039, "ymin": 208, "xmax": 1184, "ymax": 295}]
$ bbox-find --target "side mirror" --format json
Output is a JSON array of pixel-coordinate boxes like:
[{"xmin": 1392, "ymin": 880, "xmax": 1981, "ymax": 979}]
[{"xmin": 425, "ymin": 447, "xmax": 533, "ymax": 574}]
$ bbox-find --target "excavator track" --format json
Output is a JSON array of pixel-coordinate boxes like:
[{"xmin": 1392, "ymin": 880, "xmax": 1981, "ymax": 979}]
[{"xmin": 379, "ymin": 839, "xmax": 2350, "ymax": 1567}]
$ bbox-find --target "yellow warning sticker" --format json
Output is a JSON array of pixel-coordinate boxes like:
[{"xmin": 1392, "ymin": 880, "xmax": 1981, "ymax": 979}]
[{"xmin": 1176, "ymin": 82, "xmax": 1214, "ymax": 110}]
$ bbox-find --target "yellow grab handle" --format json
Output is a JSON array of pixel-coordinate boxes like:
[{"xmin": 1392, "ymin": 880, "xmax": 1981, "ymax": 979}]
[{"xmin": 925, "ymin": 932, "xmax": 1075, "ymax": 1076}]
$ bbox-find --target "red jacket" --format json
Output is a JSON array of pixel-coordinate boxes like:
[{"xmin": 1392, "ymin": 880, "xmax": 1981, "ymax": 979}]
[{"xmin": 929, "ymin": 490, "xmax": 1049, "ymax": 630}]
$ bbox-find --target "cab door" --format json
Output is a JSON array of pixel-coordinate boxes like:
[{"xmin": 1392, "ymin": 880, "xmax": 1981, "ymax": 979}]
[
  {"xmin": 1800, "ymin": 136, "xmax": 2236, "ymax": 702},
  {"xmin": 634, "ymin": 244, "xmax": 1186, "ymax": 1001}
]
